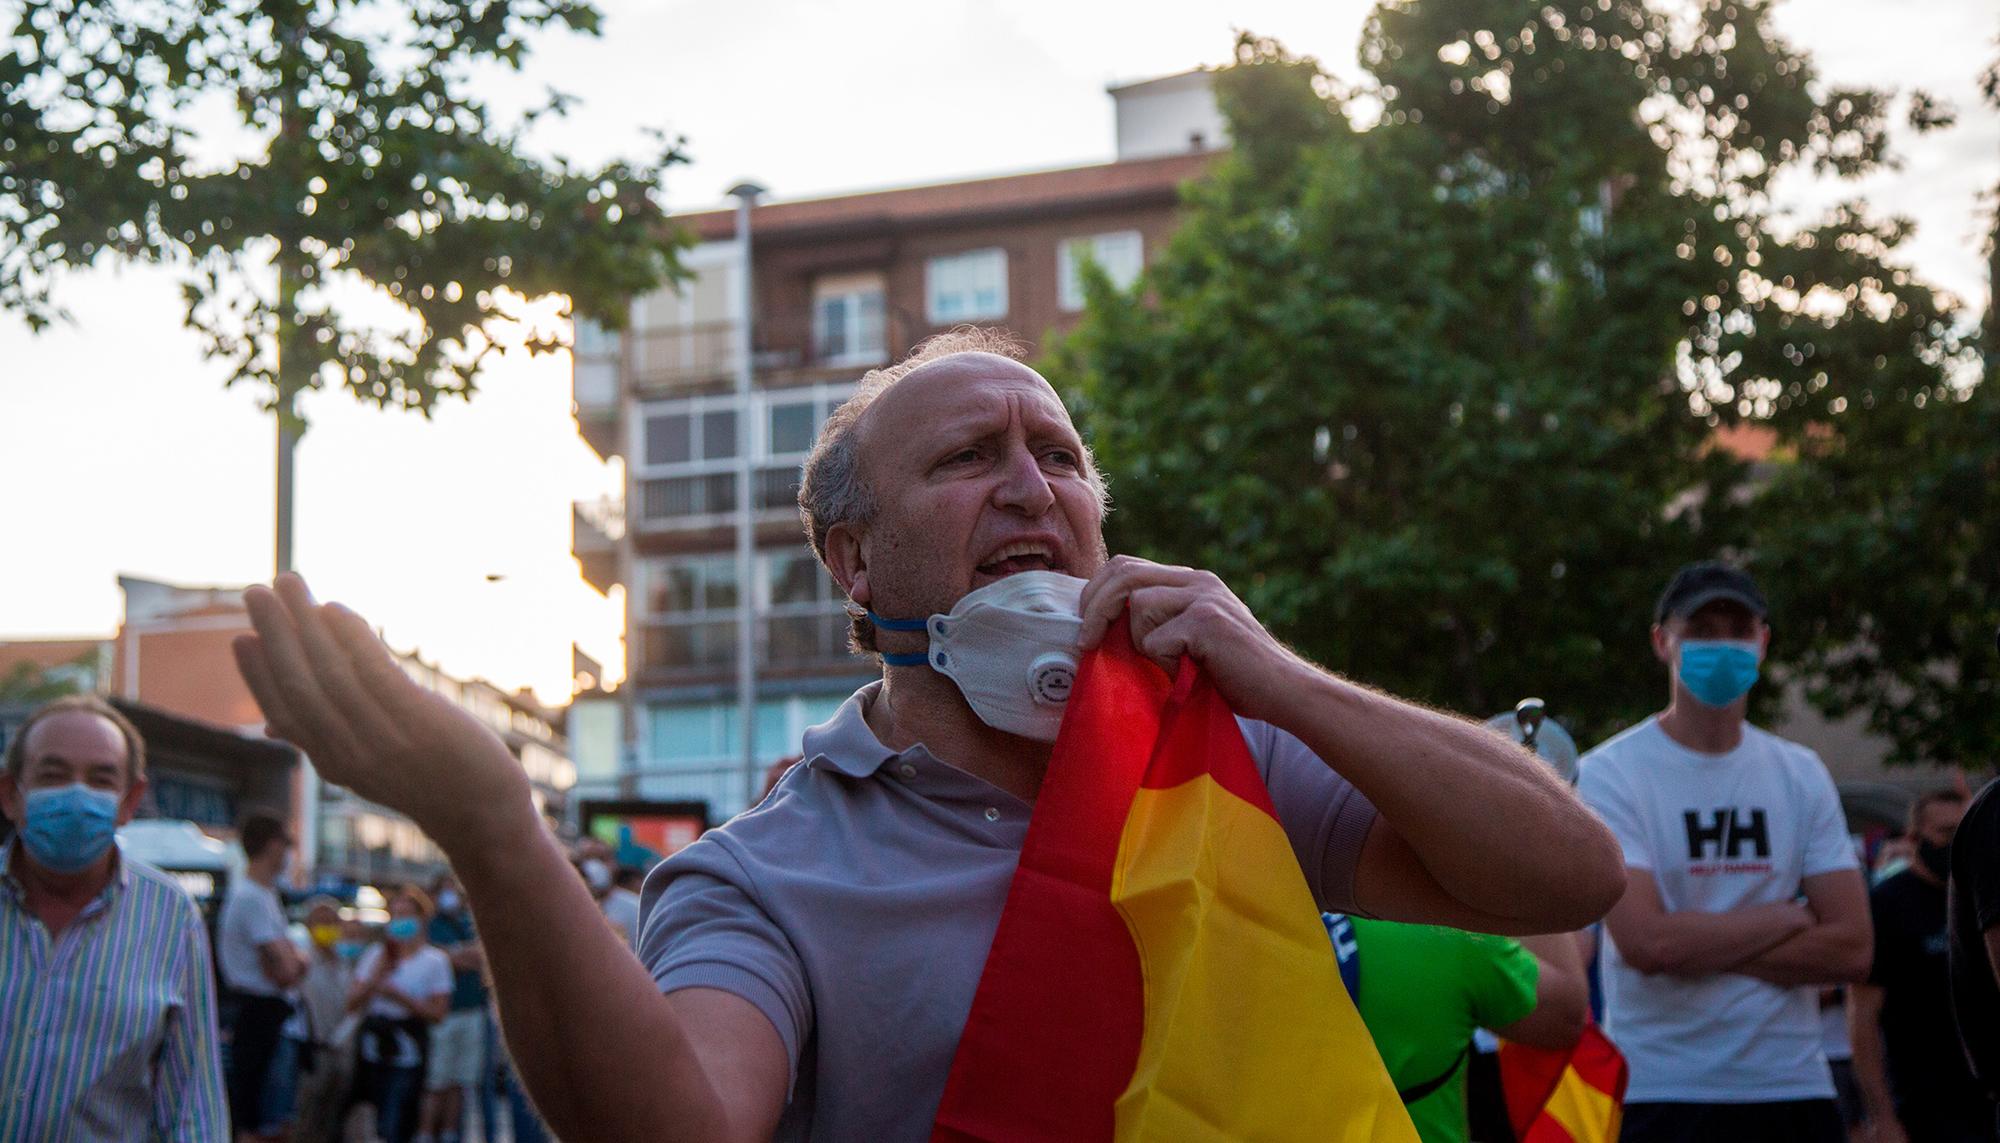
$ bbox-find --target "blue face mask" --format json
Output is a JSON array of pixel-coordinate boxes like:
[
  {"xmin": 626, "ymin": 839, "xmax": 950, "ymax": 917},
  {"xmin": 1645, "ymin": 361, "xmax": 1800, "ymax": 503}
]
[
  {"xmin": 20, "ymin": 783, "xmax": 121, "ymax": 874},
  {"xmin": 385, "ymin": 917, "xmax": 421, "ymax": 942},
  {"xmin": 1678, "ymin": 639, "xmax": 1761, "ymax": 707},
  {"xmin": 334, "ymin": 941, "xmax": 366, "ymax": 961}
]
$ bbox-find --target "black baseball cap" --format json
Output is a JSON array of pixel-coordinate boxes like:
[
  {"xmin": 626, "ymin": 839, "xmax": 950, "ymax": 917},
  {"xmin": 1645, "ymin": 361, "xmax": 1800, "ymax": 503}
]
[{"xmin": 1654, "ymin": 561, "xmax": 1768, "ymax": 624}]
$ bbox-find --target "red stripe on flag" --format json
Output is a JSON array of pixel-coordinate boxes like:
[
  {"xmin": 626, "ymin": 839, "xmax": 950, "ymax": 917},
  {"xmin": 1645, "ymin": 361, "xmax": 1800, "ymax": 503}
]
[
  {"xmin": 1500, "ymin": 1023, "xmax": 1627, "ymax": 1143},
  {"xmin": 930, "ymin": 618, "xmax": 1167, "ymax": 1142},
  {"xmin": 1136, "ymin": 658, "xmax": 1278, "ymax": 815}
]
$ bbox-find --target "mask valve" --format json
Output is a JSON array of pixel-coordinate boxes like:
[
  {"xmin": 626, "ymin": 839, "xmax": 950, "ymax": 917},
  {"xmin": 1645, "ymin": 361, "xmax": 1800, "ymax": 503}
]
[{"xmin": 1028, "ymin": 653, "xmax": 1076, "ymax": 706}]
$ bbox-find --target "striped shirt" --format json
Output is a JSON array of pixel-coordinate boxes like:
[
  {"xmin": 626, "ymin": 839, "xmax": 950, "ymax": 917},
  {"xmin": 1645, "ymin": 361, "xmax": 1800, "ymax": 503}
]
[{"xmin": 0, "ymin": 840, "xmax": 227, "ymax": 1141}]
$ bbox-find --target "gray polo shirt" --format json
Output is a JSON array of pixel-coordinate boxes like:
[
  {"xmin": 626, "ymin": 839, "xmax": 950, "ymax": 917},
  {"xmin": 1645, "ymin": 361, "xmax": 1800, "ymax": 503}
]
[{"xmin": 637, "ymin": 681, "xmax": 1378, "ymax": 1141}]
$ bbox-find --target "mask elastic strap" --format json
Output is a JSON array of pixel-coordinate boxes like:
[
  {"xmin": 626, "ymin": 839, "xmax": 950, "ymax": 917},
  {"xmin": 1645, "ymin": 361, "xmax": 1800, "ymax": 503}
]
[{"xmin": 866, "ymin": 610, "xmax": 931, "ymax": 667}]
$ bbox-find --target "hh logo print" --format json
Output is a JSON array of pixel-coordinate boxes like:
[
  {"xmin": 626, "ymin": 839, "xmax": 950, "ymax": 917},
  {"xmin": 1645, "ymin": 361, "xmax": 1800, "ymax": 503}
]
[{"xmin": 1683, "ymin": 808, "xmax": 1774, "ymax": 874}]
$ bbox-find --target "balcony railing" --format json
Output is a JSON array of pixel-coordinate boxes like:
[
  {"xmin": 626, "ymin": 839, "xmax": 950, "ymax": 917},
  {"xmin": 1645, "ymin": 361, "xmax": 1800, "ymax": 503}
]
[
  {"xmin": 636, "ymin": 609, "xmax": 856, "ymax": 679},
  {"xmin": 579, "ymin": 304, "xmax": 921, "ymax": 395},
  {"xmin": 633, "ymin": 463, "xmax": 805, "ymax": 531}
]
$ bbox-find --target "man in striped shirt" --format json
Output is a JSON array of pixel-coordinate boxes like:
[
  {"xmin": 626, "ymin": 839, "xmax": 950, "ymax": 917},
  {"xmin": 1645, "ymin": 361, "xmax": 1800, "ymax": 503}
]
[{"xmin": 0, "ymin": 695, "xmax": 227, "ymax": 1140}]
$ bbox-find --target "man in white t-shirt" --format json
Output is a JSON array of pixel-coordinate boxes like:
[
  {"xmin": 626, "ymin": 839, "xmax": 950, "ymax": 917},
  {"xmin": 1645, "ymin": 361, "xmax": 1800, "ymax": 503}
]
[
  {"xmin": 217, "ymin": 810, "xmax": 308, "ymax": 1142},
  {"xmin": 1580, "ymin": 562, "xmax": 1872, "ymax": 1143}
]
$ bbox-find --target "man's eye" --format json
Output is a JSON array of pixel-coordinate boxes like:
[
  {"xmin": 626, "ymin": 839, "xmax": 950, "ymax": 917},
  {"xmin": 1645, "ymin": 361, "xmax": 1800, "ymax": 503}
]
[{"xmin": 1044, "ymin": 449, "xmax": 1079, "ymax": 467}]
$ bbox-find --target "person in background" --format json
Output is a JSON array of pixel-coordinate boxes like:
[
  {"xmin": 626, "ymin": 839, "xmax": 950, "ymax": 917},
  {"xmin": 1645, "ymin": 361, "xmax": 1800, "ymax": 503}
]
[
  {"xmin": 292, "ymin": 897, "xmax": 358, "ymax": 1143},
  {"xmin": 421, "ymin": 872, "xmax": 487, "ymax": 1143},
  {"xmin": 577, "ymin": 838, "xmax": 639, "ymax": 951},
  {"xmin": 1876, "ymin": 836, "xmax": 1918, "ymax": 887},
  {"xmin": 218, "ymin": 809, "xmax": 308, "ymax": 1142},
  {"xmin": 1581, "ymin": 562, "xmax": 1872, "ymax": 1143},
  {"xmin": 0, "ymin": 694, "xmax": 226, "ymax": 1139},
  {"xmin": 1949, "ymin": 768, "xmax": 2000, "ymax": 1139},
  {"xmin": 1851, "ymin": 789, "xmax": 1993, "ymax": 1142},
  {"xmin": 348, "ymin": 887, "xmax": 451, "ymax": 1143},
  {"xmin": 1332, "ymin": 913, "xmax": 1588, "ymax": 1143}
]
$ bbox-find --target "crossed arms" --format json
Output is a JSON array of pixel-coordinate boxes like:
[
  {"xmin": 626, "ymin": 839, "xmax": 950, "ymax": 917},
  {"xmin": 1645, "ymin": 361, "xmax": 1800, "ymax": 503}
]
[{"xmin": 1604, "ymin": 866, "xmax": 1871, "ymax": 984}]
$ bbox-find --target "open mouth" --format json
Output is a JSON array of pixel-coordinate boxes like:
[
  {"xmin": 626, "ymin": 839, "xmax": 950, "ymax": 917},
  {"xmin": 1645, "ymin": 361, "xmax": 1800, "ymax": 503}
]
[{"xmin": 977, "ymin": 540, "xmax": 1063, "ymax": 578}]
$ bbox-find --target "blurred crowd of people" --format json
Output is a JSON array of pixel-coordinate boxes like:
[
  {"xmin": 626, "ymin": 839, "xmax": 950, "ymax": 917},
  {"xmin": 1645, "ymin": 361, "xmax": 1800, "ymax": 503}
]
[
  {"xmin": 209, "ymin": 827, "xmax": 652, "ymax": 1143},
  {"xmin": 0, "ymin": 703, "xmax": 654, "ymax": 1142}
]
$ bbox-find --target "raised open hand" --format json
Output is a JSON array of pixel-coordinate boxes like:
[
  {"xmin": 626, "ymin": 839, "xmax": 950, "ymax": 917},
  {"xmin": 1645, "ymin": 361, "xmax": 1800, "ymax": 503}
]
[{"xmin": 232, "ymin": 573, "xmax": 533, "ymax": 854}]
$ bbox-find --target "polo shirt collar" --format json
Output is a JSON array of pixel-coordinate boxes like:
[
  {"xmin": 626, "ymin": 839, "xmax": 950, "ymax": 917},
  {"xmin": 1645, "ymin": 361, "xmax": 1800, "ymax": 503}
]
[{"xmin": 803, "ymin": 681, "xmax": 906, "ymax": 778}]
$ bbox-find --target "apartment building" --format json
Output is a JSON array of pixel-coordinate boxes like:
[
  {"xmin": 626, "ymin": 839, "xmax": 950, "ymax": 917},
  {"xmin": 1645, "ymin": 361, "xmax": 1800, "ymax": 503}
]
[{"xmin": 569, "ymin": 71, "xmax": 1227, "ymax": 818}]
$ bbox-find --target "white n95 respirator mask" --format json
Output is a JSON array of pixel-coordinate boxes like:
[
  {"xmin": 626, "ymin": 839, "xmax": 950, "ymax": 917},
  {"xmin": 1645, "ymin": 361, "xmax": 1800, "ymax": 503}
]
[{"xmin": 867, "ymin": 571, "xmax": 1087, "ymax": 742}]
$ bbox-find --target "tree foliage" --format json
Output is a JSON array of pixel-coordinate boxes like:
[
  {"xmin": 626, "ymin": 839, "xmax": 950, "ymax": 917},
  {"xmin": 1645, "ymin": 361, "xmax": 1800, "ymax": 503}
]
[
  {"xmin": 1746, "ymin": 34, "xmax": 2000, "ymax": 767},
  {"xmin": 2, "ymin": 0, "xmax": 686, "ymax": 423},
  {"xmin": 0, "ymin": 656, "xmax": 93, "ymax": 705},
  {"xmin": 1051, "ymin": 5, "xmax": 1980, "ymax": 752}
]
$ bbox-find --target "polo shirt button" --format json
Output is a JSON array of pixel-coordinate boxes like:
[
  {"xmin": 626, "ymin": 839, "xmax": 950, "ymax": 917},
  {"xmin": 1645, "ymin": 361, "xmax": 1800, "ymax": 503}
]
[
  {"xmin": 984, "ymin": 808, "xmax": 1001, "ymax": 822},
  {"xmin": 898, "ymin": 763, "xmax": 917, "ymax": 779}
]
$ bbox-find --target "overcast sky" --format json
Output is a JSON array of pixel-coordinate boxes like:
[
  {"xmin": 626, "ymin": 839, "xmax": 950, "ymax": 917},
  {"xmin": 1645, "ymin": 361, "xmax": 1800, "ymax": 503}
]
[{"xmin": 1, "ymin": 0, "xmax": 1993, "ymax": 704}]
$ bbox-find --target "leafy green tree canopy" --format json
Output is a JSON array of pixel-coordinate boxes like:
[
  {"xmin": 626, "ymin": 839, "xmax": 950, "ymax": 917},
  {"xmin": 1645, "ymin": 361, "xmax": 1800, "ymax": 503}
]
[
  {"xmin": 2, "ymin": 0, "xmax": 686, "ymax": 423},
  {"xmin": 1051, "ymin": 6, "xmax": 1973, "ymax": 749},
  {"xmin": 1748, "ymin": 34, "xmax": 2000, "ymax": 768}
]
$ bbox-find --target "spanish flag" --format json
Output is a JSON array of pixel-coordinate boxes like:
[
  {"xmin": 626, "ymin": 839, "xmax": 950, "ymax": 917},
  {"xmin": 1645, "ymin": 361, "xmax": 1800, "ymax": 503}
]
[
  {"xmin": 933, "ymin": 620, "xmax": 1417, "ymax": 1141},
  {"xmin": 1498, "ymin": 1022, "xmax": 1627, "ymax": 1143}
]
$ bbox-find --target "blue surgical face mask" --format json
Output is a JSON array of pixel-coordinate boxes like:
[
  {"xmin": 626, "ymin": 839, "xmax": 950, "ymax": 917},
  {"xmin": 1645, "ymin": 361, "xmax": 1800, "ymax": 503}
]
[
  {"xmin": 1677, "ymin": 639, "xmax": 1761, "ymax": 708},
  {"xmin": 385, "ymin": 917, "xmax": 421, "ymax": 942},
  {"xmin": 334, "ymin": 940, "xmax": 366, "ymax": 962},
  {"xmin": 20, "ymin": 783, "xmax": 121, "ymax": 874}
]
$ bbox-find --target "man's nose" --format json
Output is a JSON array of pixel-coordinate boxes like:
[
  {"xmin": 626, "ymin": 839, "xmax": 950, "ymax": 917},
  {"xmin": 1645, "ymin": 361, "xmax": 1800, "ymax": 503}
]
[{"xmin": 991, "ymin": 443, "xmax": 1056, "ymax": 517}]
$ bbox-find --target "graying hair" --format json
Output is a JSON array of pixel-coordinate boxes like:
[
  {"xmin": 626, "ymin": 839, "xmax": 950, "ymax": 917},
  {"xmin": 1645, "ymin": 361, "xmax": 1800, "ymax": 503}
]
[{"xmin": 796, "ymin": 326, "xmax": 1109, "ymax": 653}]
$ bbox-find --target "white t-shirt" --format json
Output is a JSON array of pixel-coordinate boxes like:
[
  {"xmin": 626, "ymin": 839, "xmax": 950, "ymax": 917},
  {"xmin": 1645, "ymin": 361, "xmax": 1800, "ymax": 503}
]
[
  {"xmin": 217, "ymin": 878, "xmax": 289, "ymax": 997},
  {"xmin": 353, "ymin": 943, "xmax": 452, "ymax": 1067},
  {"xmin": 1579, "ymin": 717, "xmax": 1859, "ymax": 1103}
]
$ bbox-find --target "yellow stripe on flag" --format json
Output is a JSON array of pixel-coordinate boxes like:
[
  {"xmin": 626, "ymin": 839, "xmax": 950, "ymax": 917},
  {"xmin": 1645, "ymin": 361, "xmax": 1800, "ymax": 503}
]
[
  {"xmin": 1540, "ymin": 1067, "xmax": 1621, "ymax": 1143},
  {"xmin": 1108, "ymin": 775, "xmax": 1418, "ymax": 1142}
]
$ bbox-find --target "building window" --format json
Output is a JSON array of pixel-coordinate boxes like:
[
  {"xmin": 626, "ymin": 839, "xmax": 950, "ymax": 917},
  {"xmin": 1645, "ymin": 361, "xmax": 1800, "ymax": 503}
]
[
  {"xmin": 1057, "ymin": 230, "xmax": 1144, "ymax": 312},
  {"xmin": 812, "ymin": 275, "xmax": 887, "ymax": 367},
  {"xmin": 646, "ymin": 692, "xmax": 852, "ymax": 768},
  {"xmin": 769, "ymin": 401, "xmax": 816, "ymax": 455},
  {"xmin": 635, "ymin": 386, "xmax": 855, "ymax": 529},
  {"xmin": 761, "ymin": 551, "xmax": 850, "ymax": 668},
  {"xmin": 644, "ymin": 407, "xmax": 737, "ymax": 467},
  {"xmin": 638, "ymin": 555, "xmax": 740, "ymax": 673},
  {"xmin": 926, "ymin": 248, "xmax": 1008, "ymax": 323}
]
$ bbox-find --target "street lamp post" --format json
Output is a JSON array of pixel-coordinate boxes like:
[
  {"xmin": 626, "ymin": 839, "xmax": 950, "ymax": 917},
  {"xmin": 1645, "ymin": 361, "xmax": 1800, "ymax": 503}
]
[{"xmin": 728, "ymin": 182, "xmax": 765, "ymax": 811}]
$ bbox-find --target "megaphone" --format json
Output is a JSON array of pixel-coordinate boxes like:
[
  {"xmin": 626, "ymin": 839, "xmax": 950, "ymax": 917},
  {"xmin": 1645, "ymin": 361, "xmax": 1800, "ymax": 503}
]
[{"xmin": 1483, "ymin": 697, "xmax": 1579, "ymax": 784}]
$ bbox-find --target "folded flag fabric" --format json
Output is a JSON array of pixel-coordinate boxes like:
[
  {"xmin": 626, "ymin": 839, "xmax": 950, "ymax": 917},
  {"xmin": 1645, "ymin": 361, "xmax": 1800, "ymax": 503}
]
[
  {"xmin": 933, "ymin": 619, "xmax": 1418, "ymax": 1142},
  {"xmin": 1498, "ymin": 1022, "xmax": 1627, "ymax": 1143}
]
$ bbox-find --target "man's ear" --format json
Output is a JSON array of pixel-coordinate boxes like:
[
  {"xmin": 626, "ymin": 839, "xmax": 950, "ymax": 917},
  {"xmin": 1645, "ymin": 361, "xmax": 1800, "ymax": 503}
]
[
  {"xmin": 1649, "ymin": 623, "xmax": 1673, "ymax": 666},
  {"xmin": 115, "ymin": 776, "xmax": 147, "ymax": 827},
  {"xmin": 825, "ymin": 523, "xmax": 870, "ymax": 610}
]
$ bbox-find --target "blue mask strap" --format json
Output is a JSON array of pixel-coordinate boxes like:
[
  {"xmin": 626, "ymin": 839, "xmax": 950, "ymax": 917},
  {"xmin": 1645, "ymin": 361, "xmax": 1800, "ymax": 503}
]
[
  {"xmin": 866, "ymin": 611, "xmax": 927, "ymax": 632},
  {"xmin": 866, "ymin": 610, "xmax": 930, "ymax": 667}
]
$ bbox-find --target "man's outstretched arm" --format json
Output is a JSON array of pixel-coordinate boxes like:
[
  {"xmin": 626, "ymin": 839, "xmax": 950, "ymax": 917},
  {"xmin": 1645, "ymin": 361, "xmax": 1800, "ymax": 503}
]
[
  {"xmin": 1078, "ymin": 557, "xmax": 1626, "ymax": 935},
  {"xmin": 235, "ymin": 574, "xmax": 787, "ymax": 1142}
]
